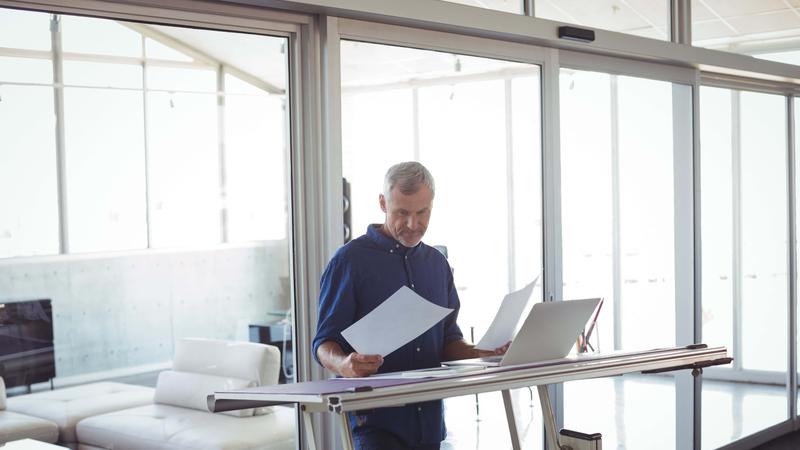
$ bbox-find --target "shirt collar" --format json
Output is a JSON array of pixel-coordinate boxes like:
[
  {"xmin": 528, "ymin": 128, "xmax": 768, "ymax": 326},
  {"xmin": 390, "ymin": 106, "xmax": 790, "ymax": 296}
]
[{"xmin": 367, "ymin": 224, "xmax": 419, "ymax": 255}]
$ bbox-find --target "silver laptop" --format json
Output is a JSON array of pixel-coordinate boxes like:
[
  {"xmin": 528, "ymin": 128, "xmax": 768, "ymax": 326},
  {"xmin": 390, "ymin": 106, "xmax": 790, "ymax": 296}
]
[{"xmin": 445, "ymin": 298, "xmax": 601, "ymax": 367}]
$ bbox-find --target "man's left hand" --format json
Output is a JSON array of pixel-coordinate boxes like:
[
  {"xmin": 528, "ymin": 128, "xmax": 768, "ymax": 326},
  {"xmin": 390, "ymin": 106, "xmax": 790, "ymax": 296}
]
[{"xmin": 475, "ymin": 340, "xmax": 511, "ymax": 358}]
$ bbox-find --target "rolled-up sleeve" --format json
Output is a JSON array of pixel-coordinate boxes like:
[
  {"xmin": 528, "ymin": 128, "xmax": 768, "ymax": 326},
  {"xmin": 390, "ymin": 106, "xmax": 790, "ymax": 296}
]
[
  {"xmin": 442, "ymin": 262, "xmax": 463, "ymax": 344},
  {"xmin": 312, "ymin": 254, "xmax": 357, "ymax": 366}
]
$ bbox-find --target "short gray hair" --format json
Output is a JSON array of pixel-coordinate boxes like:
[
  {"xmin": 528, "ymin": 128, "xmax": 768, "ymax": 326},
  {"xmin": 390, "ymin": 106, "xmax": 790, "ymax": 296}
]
[{"xmin": 383, "ymin": 161, "xmax": 435, "ymax": 200}]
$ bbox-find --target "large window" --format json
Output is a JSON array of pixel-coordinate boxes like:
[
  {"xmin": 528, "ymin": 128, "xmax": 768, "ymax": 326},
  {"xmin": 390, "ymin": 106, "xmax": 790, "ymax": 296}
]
[
  {"xmin": 341, "ymin": 39, "xmax": 543, "ymax": 448},
  {"xmin": 0, "ymin": 83, "xmax": 59, "ymax": 257},
  {"xmin": 1, "ymin": 14, "xmax": 289, "ymax": 257}
]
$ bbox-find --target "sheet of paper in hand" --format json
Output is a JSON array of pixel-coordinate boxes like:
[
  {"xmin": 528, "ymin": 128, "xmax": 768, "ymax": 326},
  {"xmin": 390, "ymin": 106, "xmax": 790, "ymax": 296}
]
[
  {"xmin": 475, "ymin": 276, "xmax": 538, "ymax": 351},
  {"xmin": 341, "ymin": 285, "xmax": 453, "ymax": 357}
]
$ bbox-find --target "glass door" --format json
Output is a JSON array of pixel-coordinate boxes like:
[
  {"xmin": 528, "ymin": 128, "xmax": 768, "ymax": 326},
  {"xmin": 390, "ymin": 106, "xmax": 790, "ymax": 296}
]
[
  {"xmin": 699, "ymin": 85, "xmax": 789, "ymax": 449},
  {"xmin": 339, "ymin": 35, "xmax": 544, "ymax": 449},
  {"xmin": 559, "ymin": 67, "xmax": 693, "ymax": 450}
]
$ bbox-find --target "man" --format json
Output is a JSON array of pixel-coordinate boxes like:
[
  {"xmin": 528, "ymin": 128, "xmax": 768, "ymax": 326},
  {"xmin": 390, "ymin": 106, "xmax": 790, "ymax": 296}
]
[{"xmin": 313, "ymin": 161, "xmax": 508, "ymax": 450}]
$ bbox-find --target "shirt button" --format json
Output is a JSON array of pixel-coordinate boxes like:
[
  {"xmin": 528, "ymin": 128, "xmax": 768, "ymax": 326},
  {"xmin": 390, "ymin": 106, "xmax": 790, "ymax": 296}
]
[
  {"xmin": 417, "ymin": 407, "xmax": 422, "ymax": 412},
  {"xmin": 405, "ymin": 256, "xmax": 408, "ymax": 260},
  {"xmin": 396, "ymin": 244, "xmax": 400, "ymax": 248},
  {"xmin": 411, "ymin": 283, "xmax": 415, "ymax": 288},
  {"xmin": 390, "ymin": 249, "xmax": 393, "ymax": 253},
  {"xmin": 416, "ymin": 347, "xmax": 421, "ymax": 352}
]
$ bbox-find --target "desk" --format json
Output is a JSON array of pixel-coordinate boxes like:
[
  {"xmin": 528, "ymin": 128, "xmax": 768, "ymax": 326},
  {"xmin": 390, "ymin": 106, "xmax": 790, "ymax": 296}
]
[{"xmin": 209, "ymin": 345, "xmax": 730, "ymax": 450}]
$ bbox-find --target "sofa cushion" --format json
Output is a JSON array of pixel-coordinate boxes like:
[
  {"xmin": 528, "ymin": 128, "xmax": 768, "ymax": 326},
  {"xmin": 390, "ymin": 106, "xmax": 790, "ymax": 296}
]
[
  {"xmin": 154, "ymin": 370, "xmax": 255, "ymax": 417},
  {"xmin": 5, "ymin": 382, "xmax": 153, "ymax": 443},
  {"xmin": 76, "ymin": 403, "xmax": 296, "ymax": 450},
  {"xmin": 0, "ymin": 410, "xmax": 59, "ymax": 444},
  {"xmin": 173, "ymin": 339, "xmax": 280, "ymax": 387}
]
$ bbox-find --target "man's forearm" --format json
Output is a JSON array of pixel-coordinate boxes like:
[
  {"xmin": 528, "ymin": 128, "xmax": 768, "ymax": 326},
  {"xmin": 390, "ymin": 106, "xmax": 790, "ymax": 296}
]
[
  {"xmin": 316, "ymin": 340, "xmax": 384, "ymax": 377},
  {"xmin": 317, "ymin": 341, "xmax": 347, "ymax": 376},
  {"xmin": 443, "ymin": 339, "xmax": 479, "ymax": 361}
]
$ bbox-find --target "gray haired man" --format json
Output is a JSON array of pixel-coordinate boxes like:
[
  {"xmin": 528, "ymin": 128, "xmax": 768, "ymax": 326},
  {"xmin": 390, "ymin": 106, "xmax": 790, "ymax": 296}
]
[{"xmin": 313, "ymin": 162, "xmax": 508, "ymax": 450}]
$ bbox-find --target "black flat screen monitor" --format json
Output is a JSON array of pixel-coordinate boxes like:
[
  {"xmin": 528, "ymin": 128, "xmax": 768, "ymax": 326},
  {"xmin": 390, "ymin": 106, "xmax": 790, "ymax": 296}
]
[{"xmin": 0, "ymin": 299, "xmax": 56, "ymax": 388}]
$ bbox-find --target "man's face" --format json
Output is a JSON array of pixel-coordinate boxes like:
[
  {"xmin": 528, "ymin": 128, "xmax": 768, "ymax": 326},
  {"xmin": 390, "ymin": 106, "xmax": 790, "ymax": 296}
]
[{"xmin": 379, "ymin": 185, "xmax": 433, "ymax": 248}]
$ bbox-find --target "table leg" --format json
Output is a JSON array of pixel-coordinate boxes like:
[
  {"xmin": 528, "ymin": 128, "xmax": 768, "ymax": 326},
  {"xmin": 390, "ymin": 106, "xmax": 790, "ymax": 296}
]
[
  {"xmin": 302, "ymin": 409, "xmax": 317, "ymax": 450},
  {"xmin": 502, "ymin": 389, "xmax": 522, "ymax": 450},
  {"xmin": 537, "ymin": 385, "xmax": 562, "ymax": 450},
  {"xmin": 337, "ymin": 412, "xmax": 356, "ymax": 450}
]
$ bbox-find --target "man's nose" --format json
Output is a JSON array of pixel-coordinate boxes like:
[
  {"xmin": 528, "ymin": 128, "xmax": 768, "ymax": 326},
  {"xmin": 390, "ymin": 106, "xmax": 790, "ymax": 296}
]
[{"xmin": 406, "ymin": 215, "xmax": 419, "ymax": 230}]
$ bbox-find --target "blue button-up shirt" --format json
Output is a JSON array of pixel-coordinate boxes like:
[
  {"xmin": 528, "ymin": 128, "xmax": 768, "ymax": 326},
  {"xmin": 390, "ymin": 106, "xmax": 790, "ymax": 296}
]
[{"xmin": 313, "ymin": 224, "xmax": 464, "ymax": 446}]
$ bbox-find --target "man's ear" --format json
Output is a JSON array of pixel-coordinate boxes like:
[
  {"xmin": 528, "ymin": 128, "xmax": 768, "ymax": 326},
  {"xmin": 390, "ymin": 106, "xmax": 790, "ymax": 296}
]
[{"xmin": 379, "ymin": 193, "xmax": 387, "ymax": 213}]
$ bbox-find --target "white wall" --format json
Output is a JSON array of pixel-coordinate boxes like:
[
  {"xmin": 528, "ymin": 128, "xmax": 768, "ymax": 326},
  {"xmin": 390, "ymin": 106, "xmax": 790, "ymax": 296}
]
[{"xmin": 0, "ymin": 241, "xmax": 290, "ymax": 379}]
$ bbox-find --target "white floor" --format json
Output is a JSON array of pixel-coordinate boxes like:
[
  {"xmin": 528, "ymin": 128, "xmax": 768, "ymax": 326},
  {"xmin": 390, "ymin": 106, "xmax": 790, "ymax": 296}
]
[
  {"xmin": 442, "ymin": 374, "xmax": 790, "ymax": 450},
  {"xmin": 25, "ymin": 369, "xmax": 789, "ymax": 449},
  {"xmin": 442, "ymin": 388, "xmax": 543, "ymax": 450},
  {"xmin": 702, "ymin": 379, "xmax": 787, "ymax": 450}
]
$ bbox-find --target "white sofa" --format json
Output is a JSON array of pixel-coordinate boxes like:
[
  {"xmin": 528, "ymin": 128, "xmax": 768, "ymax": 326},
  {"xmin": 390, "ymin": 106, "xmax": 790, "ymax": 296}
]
[
  {"xmin": 5, "ymin": 380, "xmax": 154, "ymax": 447},
  {"xmin": 0, "ymin": 377, "xmax": 59, "ymax": 445},
  {"xmin": 75, "ymin": 338, "xmax": 296, "ymax": 450}
]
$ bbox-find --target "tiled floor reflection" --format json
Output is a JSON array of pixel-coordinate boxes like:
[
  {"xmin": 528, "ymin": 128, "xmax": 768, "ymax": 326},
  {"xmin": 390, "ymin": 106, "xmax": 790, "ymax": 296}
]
[
  {"xmin": 563, "ymin": 374, "xmax": 675, "ymax": 450},
  {"xmin": 443, "ymin": 388, "xmax": 543, "ymax": 450},
  {"xmin": 703, "ymin": 379, "xmax": 786, "ymax": 449},
  {"xmin": 443, "ymin": 375, "xmax": 788, "ymax": 450}
]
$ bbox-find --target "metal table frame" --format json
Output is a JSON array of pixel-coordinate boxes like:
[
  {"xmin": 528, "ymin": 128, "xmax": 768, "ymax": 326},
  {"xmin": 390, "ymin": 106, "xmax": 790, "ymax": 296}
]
[{"xmin": 209, "ymin": 345, "xmax": 730, "ymax": 450}]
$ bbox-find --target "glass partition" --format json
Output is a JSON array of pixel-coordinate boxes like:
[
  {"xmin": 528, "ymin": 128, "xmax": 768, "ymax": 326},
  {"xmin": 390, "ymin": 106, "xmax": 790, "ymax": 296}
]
[{"xmin": 0, "ymin": 8, "xmax": 297, "ymax": 449}]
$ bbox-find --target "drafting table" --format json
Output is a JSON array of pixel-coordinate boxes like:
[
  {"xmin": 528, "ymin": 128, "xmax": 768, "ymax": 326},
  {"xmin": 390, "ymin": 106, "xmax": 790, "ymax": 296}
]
[{"xmin": 208, "ymin": 345, "xmax": 730, "ymax": 450}]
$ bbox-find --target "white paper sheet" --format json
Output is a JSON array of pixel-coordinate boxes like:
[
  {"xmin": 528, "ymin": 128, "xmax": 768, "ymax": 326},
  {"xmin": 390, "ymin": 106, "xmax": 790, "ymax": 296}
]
[
  {"xmin": 475, "ymin": 276, "xmax": 539, "ymax": 351},
  {"xmin": 341, "ymin": 285, "xmax": 454, "ymax": 357}
]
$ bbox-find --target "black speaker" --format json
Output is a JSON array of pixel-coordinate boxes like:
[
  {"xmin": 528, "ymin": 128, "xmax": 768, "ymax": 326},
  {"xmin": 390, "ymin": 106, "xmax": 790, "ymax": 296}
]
[{"xmin": 343, "ymin": 178, "xmax": 352, "ymax": 243}]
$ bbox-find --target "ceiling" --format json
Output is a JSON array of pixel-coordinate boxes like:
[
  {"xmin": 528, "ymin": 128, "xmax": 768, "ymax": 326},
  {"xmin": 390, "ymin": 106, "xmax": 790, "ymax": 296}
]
[
  {"xmin": 114, "ymin": 0, "xmax": 800, "ymax": 94},
  {"xmin": 447, "ymin": 0, "xmax": 800, "ymax": 54}
]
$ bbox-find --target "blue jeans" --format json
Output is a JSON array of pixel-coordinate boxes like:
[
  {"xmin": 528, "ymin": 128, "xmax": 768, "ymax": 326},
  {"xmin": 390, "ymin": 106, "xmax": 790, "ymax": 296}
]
[{"xmin": 352, "ymin": 427, "xmax": 440, "ymax": 450}]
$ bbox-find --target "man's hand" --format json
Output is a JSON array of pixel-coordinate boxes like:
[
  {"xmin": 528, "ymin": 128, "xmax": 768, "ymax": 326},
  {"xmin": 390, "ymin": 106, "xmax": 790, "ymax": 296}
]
[
  {"xmin": 317, "ymin": 341, "xmax": 383, "ymax": 378},
  {"xmin": 476, "ymin": 341, "xmax": 511, "ymax": 358},
  {"xmin": 338, "ymin": 353, "xmax": 384, "ymax": 378},
  {"xmin": 444, "ymin": 339, "xmax": 511, "ymax": 360}
]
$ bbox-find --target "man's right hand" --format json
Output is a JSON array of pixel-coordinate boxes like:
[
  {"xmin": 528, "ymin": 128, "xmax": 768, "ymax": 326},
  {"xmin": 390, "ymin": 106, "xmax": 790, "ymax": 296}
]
[
  {"xmin": 337, "ymin": 353, "xmax": 384, "ymax": 378},
  {"xmin": 317, "ymin": 341, "xmax": 384, "ymax": 378}
]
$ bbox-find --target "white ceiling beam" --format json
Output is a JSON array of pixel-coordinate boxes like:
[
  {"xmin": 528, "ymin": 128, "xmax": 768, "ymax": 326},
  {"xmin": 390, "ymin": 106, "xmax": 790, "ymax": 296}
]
[{"xmin": 119, "ymin": 21, "xmax": 284, "ymax": 94}]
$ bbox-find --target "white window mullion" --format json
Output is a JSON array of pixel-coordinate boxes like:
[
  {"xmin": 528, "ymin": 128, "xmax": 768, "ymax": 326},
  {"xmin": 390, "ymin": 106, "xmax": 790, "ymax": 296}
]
[
  {"xmin": 731, "ymin": 89, "xmax": 743, "ymax": 372},
  {"xmin": 673, "ymin": 79, "xmax": 697, "ymax": 449},
  {"xmin": 786, "ymin": 95, "xmax": 797, "ymax": 422},
  {"xmin": 542, "ymin": 46, "xmax": 564, "ymax": 438},
  {"xmin": 51, "ymin": 14, "xmax": 69, "ymax": 254},
  {"xmin": 610, "ymin": 74, "xmax": 622, "ymax": 351}
]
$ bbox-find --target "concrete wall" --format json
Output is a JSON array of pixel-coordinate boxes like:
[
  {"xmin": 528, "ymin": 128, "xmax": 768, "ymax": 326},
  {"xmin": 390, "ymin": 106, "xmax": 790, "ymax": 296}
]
[{"xmin": 0, "ymin": 241, "xmax": 290, "ymax": 379}]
